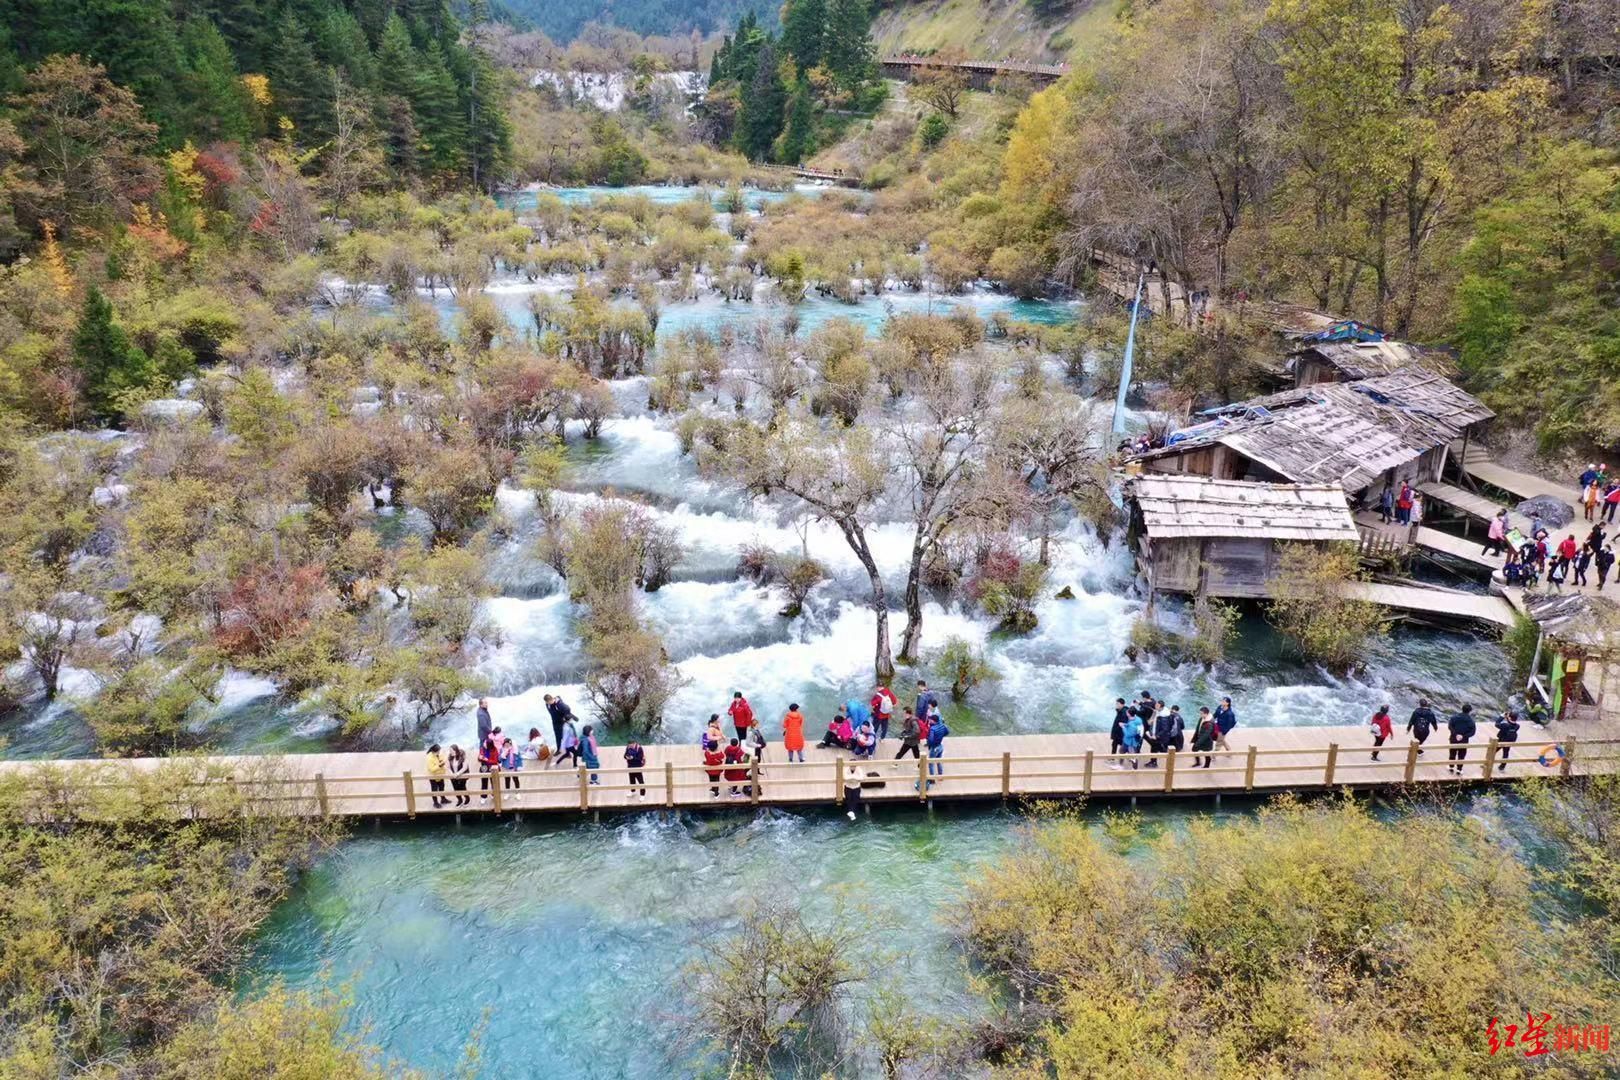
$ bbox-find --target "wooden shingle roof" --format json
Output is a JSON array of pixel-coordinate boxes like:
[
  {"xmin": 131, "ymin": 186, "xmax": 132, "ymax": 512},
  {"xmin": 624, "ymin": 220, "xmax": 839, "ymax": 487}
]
[{"xmin": 1127, "ymin": 475, "xmax": 1360, "ymax": 542}]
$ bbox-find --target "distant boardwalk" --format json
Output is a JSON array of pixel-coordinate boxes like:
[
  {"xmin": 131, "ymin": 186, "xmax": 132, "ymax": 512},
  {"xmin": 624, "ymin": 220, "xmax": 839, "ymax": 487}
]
[
  {"xmin": 879, "ymin": 54, "xmax": 1070, "ymax": 88},
  {"xmin": 3, "ymin": 723, "xmax": 1613, "ymax": 821}
]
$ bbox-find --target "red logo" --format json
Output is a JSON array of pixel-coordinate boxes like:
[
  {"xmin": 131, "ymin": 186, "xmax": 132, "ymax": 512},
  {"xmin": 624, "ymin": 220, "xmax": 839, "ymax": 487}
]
[{"xmin": 1488, "ymin": 1015, "xmax": 1610, "ymax": 1057}]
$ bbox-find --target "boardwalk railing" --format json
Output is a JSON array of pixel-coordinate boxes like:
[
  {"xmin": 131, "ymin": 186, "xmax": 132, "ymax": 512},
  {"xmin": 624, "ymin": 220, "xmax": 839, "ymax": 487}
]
[{"xmin": 5, "ymin": 738, "xmax": 1616, "ymax": 821}]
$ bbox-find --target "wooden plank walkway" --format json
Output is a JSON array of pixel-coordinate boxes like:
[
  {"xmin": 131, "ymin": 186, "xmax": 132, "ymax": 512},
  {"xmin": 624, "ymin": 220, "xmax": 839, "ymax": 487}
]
[
  {"xmin": 1342, "ymin": 580, "xmax": 1516, "ymax": 627},
  {"xmin": 1419, "ymin": 480, "xmax": 1535, "ymax": 535},
  {"xmin": 1454, "ymin": 443, "xmax": 1575, "ymax": 505},
  {"xmin": 6, "ymin": 723, "xmax": 1610, "ymax": 821},
  {"xmin": 1354, "ymin": 512, "xmax": 1499, "ymax": 571}
]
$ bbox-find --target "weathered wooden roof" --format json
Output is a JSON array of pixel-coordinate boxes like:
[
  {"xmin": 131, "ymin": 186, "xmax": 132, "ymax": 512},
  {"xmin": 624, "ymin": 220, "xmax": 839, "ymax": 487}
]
[
  {"xmin": 1288, "ymin": 340, "xmax": 1460, "ymax": 381},
  {"xmin": 1520, "ymin": 592, "xmax": 1620, "ymax": 650},
  {"xmin": 1135, "ymin": 367, "xmax": 1494, "ymax": 490},
  {"xmin": 1127, "ymin": 475, "xmax": 1360, "ymax": 541}
]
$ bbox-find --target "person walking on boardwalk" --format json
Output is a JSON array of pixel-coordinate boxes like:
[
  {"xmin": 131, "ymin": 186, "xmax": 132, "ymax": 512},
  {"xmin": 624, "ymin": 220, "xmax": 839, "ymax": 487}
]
[
  {"xmin": 1368, "ymin": 705, "xmax": 1393, "ymax": 761},
  {"xmin": 427, "ymin": 743, "xmax": 448, "ymax": 808},
  {"xmin": 1447, "ymin": 704, "xmax": 1476, "ymax": 775},
  {"xmin": 477, "ymin": 736, "xmax": 499, "ymax": 804},
  {"xmin": 1166, "ymin": 705, "xmax": 1186, "ymax": 754},
  {"xmin": 1585, "ymin": 480, "xmax": 1601, "ymax": 522},
  {"xmin": 1379, "ymin": 483, "xmax": 1394, "ymax": 524},
  {"xmin": 870, "ymin": 685, "xmax": 897, "ymax": 741},
  {"xmin": 580, "ymin": 725, "xmax": 601, "ymax": 785},
  {"xmin": 1407, "ymin": 699, "xmax": 1438, "ymax": 754},
  {"xmin": 624, "ymin": 739, "xmax": 647, "ymax": 799},
  {"xmin": 1599, "ymin": 542, "xmax": 1617, "ymax": 588},
  {"xmin": 1189, "ymin": 708, "xmax": 1216, "ymax": 769},
  {"xmin": 728, "ymin": 691, "xmax": 754, "ymax": 741},
  {"xmin": 1580, "ymin": 463, "xmax": 1599, "ymax": 496},
  {"xmin": 1213, "ymin": 696, "xmax": 1237, "ymax": 751},
  {"xmin": 895, "ymin": 707, "xmax": 921, "ymax": 760},
  {"xmin": 1494, "ymin": 711, "xmax": 1520, "ymax": 772},
  {"xmin": 1483, "ymin": 510, "xmax": 1509, "ymax": 557},
  {"xmin": 1150, "ymin": 702, "xmax": 1176, "ymax": 768},
  {"xmin": 476, "ymin": 698, "xmax": 493, "ymax": 746},
  {"xmin": 448, "ymin": 744, "xmax": 470, "ymax": 807},
  {"xmin": 703, "ymin": 739, "xmax": 725, "ymax": 798},
  {"xmin": 914, "ymin": 680, "xmax": 938, "ymax": 726},
  {"xmin": 555, "ymin": 716, "xmax": 581, "ymax": 769},
  {"xmin": 1605, "ymin": 483, "xmax": 1620, "ymax": 524},
  {"xmin": 844, "ymin": 762, "xmax": 864, "ymax": 820},
  {"xmin": 544, "ymin": 694, "xmax": 574, "ymax": 753},
  {"xmin": 924, "ymin": 710, "xmax": 949, "ymax": 785},
  {"xmin": 782, "ymin": 703, "xmax": 806, "ymax": 762},
  {"xmin": 1123, "ymin": 709, "xmax": 1145, "ymax": 769},
  {"xmin": 500, "ymin": 737, "xmax": 523, "ymax": 802},
  {"xmin": 1555, "ymin": 534, "xmax": 1579, "ymax": 580},
  {"xmin": 1110, "ymin": 698, "xmax": 1128, "ymax": 762}
]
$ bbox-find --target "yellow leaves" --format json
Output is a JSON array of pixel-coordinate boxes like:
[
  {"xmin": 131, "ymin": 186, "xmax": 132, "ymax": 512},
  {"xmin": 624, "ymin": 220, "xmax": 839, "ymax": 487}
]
[
  {"xmin": 38, "ymin": 221, "xmax": 72, "ymax": 297},
  {"xmin": 127, "ymin": 205, "xmax": 189, "ymax": 263},
  {"xmin": 239, "ymin": 73, "xmax": 272, "ymax": 107},
  {"xmin": 999, "ymin": 81, "xmax": 1071, "ymax": 208}
]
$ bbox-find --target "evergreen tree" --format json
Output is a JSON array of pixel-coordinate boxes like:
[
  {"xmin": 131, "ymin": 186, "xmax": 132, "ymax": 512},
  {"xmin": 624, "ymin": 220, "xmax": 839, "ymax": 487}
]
[
  {"xmin": 73, "ymin": 287, "xmax": 152, "ymax": 421},
  {"xmin": 709, "ymin": 37, "xmax": 728, "ymax": 84},
  {"xmin": 313, "ymin": 9, "xmax": 377, "ymax": 91},
  {"xmin": 777, "ymin": 77, "xmax": 815, "ymax": 164},
  {"xmin": 825, "ymin": 0, "xmax": 874, "ymax": 90},
  {"xmin": 462, "ymin": 41, "xmax": 511, "ymax": 191},
  {"xmin": 177, "ymin": 19, "xmax": 253, "ymax": 144},
  {"xmin": 412, "ymin": 42, "xmax": 468, "ymax": 176},
  {"xmin": 737, "ymin": 41, "xmax": 786, "ymax": 162},
  {"xmin": 779, "ymin": 0, "xmax": 828, "ymax": 73},
  {"xmin": 728, "ymin": 13, "xmax": 766, "ymax": 89},
  {"xmin": 267, "ymin": 11, "xmax": 331, "ymax": 141}
]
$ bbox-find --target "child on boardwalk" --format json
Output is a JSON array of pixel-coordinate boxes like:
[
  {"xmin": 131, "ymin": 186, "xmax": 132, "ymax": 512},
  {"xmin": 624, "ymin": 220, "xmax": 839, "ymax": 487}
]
[{"xmin": 624, "ymin": 740, "xmax": 647, "ymax": 799}]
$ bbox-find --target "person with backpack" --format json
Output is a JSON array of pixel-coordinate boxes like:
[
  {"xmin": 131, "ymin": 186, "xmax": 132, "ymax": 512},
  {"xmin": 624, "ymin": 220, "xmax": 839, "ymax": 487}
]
[
  {"xmin": 624, "ymin": 739, "xmax": 647, "ymax": 799},
  {"xmin": 924, "ymin": 711, "xmax": 949, "ymax": 786},
  {"xmin": 1122, "ymin": 710, "xmax": 1145, "ymax": 770},
  {"xmin": 1212, "ymin": 696, "xmax": 1237, "ymax": 752},
  {"xmin": 782, "ymin": 704, "xmax": 806, "ymax": 762},
  {"xmin": 895, "ymin": 708, "xmax": 921, "ymax": 760},
  {"xmin": 870, "ymin": 685, "xmax": 897, "ymax": 741},
  {"xmin": 1189, "ymin": 708, "xmax": 1216, "ymax": 769},
  {"xmin": 1446, "ymin": 704, "xmax": 1476, "ymax": 775},
  {"xmin": 727, "ymin": 691, "xmax": 755, "ymax": 741},
  {"xmin": 525, "ymin": 727, "xmax": 551, "ymax": 770},
  {"xmin": 1369, "ymin": 705, "xmax": 1393, "ymax": 761},
  {"xmin": 1494, "ymin": 711, "xmax": 1520, "ymax": 772},
  {"xmin": 447, "ymin": 744, "xmax": 470, "ymax": 807},
  {"xmin": 1407, "ymin": 699, "xmax": 1438, "ymax": 754},
  {"xmin": 914, "ymin": 680, "xmax": 938, "ymax": 726},
  {"xmin": 1150, "ymin": 702, "xmax": 1177, "ymax": 768},
  {"xmin": 1166, "ymin": 705, "xmax": 1186, "ymax": 753},
  {"xmin": 580, "ymin": 725, "xmax": 601, "ymax": 786}
]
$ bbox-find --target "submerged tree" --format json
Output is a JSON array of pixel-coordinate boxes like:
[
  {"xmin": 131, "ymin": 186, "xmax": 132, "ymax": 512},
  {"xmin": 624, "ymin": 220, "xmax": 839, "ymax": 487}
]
[{"xmin": 1265, "ymin": 542, "xmax": 1388, "ymax": 672}]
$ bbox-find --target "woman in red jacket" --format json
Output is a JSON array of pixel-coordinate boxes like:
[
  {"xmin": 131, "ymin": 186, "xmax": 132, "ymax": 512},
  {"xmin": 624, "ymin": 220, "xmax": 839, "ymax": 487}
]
[{"xmin": 1369, "ymin": 705, "xmax": 1393, "ymax": 761}]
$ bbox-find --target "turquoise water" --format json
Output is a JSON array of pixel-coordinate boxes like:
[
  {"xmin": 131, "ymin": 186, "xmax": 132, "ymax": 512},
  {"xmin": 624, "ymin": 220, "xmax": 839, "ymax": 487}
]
[{"xmin": 495, "ymin": 183, "xmax": 849, "ymax": 212}]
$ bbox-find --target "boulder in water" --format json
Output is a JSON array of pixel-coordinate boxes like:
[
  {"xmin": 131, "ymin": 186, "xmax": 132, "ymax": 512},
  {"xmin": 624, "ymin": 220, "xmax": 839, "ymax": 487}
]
[
  {"xmin": 1054, "ymin": 585, "xmax": 1076, "ymax": 600},
  {"xmin": 1515, "ymin": 494, "xmax": 1574, "ymax": 530}
]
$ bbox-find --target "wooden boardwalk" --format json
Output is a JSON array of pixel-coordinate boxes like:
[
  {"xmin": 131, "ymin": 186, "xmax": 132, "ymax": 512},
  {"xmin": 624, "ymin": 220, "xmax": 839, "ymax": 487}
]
[
  {"xmin": 1454, "ymin": 443, "xmax": 1575, "ymax": 505},
  {"xmin": 5, "ymin": 722, "xmax": 1610, "ymax": 821},
  {"xmin": 1419, "ymin": 480, "xmax": 1535, "ymax": 535},
  {"xmin": 1343, "ymin": 580, "xmax": 1516, "ymax": 628},
  {"xmin": 1355, "ymin": 512, "xmax": 1499, "ymax": 571}
]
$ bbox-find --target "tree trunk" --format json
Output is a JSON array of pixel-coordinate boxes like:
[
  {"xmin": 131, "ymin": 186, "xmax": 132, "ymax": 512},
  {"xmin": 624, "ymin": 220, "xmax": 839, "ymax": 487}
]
[
  {"xmin": 897, "ymin": 539, "xmax": 927, "ymax": 664},
  {"xmin": 839, "ymin": 520, "xmax": 895, "ymax": 682}
]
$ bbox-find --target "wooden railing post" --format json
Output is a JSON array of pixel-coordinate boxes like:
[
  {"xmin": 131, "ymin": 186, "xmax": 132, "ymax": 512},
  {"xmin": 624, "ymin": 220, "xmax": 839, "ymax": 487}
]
[
  {"xmin": 834, "ymin": 756, "xmax": 845, "ymax": 805},
  {"xmin": 492, "ymin": 768, "xmax": 504, "ymax": 814},
  {"xmin": 1083, "ymin": 750, "xmax": 1094, "ymax": 794},
  {"xmin": 1562, "ymin": 737, "xmax": 1578, "ymax": 778},
  {"xmin": 1323, "ymin": 743, "xmax": 1339, "ymax": 787},
  {"xmin": 750, "ymin": 759, "xmax": 760, "ymax": 804},
  {"xmin": 1483, "ymin": 738, "xmax": 1498, "ymax": 780},
  {"xmin": 403, "ymin": 771, "xmax": 416, "ymax": 818},
  {"xmin": 1163, "ymin": 748, "xmax": 1176, "ymax": 793},
  {"xmin": 315, "ymin": 773, "xmax": 330, "ymax": 817},
  {"xmin": 917, "ymin": 752, "xmax": 928, "ymax": 800},
  {"xmin": 1404, "ymin": 741, "xmax": 1419, "ymax": 783},
  {"xmin": 578, "ymin": 765, "xmax": 589, "ymax": 811},
  {"xmin": 1000, "ymin": 752, "xmax": 1011, "ymax": 798},
  {"xmin": 664, "ymin": 761, "xmax": 675, "ymax": 807},
  {"xmin": 1244, "ymin": 745, "xmax": 1257, "ymax": 791}
]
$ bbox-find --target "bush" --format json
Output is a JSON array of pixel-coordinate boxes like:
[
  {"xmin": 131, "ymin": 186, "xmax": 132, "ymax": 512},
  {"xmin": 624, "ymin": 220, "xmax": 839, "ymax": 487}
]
[
  {"xmin": 917, "ymin": 112, "xmax": 950, "ymax": 150},
  {"xmin": 968, "ymin": 546, "xmax": 1049, "ymax": 632},
  {"xmin": 932, "ymin": 635, "xmax": 998, "ymax": 702},
  {"xmin": 1265, "ymin": 543, "xmax": 1389, "ymax": 673}
]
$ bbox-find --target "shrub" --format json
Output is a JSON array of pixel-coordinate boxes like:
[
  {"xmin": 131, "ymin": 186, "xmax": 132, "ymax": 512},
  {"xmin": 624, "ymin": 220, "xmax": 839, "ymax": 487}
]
[
  {"xmin": 1265, "ymin": 542, "xmax": 1389, "ymax": 672},
  {"xmin": 932, "ymin": 635, "xmax": 998, "ymax": 702}
]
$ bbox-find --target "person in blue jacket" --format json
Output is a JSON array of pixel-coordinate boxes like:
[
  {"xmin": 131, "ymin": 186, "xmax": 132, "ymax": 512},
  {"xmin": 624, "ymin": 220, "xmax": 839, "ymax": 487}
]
[
  {"xmin": 924, "ymin": 709, "xmax": 949, "ymax": 786},
  {"xmin": 914, "ymin": 680, "xmax": 938, "ymax": 725},
  {"xmin": 1213, "ymin": 696, "xmax": 1237, "ymax": 751},
  {"xmin": 1122, "ymin": 712, "xmax": 1145, "ymax": 770}
]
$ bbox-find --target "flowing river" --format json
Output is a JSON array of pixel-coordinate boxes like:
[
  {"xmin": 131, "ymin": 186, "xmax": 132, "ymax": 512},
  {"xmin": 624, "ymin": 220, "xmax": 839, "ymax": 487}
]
[{"xmin": 1, "ymin": 184, "xmax": 1521, "ymax": 1074}]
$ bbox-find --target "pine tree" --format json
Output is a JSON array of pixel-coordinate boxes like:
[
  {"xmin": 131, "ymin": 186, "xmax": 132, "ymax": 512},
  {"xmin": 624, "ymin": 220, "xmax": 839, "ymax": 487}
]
[
  {"xmin": 178, "ymin": 20, "xmax": 253, "ymax": 145},
  {"xmin": 737, "ymin": 42, "xmax": 787, "ymax": 162},
  {"xmin": 462, "ymin": 40, "xmax": 510, "ymax": 191},
  {"xmin": 825, "ymin": 0, "xmax": 875, "ymax": 91},
  {"xmin": 412, "ymin": 42, "xmax": 467, "ymax": 176},
  {"xmin": 73, "ymin": 286, "xmax": 152, "ymax": 421},
  {"xmin": 777, "ymin": 78, "xmax": 815, "ymax": 164},
  {"xmin": 267, "ymin": 11, "xmax": 331, "ymax": 142},
  {"xmin": 780, "ymin": 0, "xmax": 828, "ymax": 73}
]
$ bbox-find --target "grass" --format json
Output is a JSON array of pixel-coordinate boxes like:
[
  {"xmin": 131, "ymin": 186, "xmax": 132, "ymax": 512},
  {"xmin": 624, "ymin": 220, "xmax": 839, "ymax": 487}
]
[{"xmin": 871, "ymin": 0, "xmax": 1121, "ymax": 65}]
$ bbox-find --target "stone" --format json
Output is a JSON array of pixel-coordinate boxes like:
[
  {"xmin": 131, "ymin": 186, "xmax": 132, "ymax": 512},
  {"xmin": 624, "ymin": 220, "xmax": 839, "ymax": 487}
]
[
  {"xmin": 1515, "ymin": 494, "xmax": 1574, "ymax": 530},
  {"xmin": 1054, "ymin": 585, "xmax": 1076, "ymax": 600}
]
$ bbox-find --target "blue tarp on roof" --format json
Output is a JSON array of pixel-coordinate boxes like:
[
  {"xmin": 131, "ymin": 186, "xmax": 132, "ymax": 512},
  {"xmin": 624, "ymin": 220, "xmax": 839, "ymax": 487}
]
[{"xmin": 1302, "ymin": 320, "xmax": 1386, "ymax": 344}]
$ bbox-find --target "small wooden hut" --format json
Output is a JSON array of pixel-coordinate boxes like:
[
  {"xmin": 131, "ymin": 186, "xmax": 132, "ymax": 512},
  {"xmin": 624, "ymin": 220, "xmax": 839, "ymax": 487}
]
[{"xmin": 1125, "ymin": 475, "xmax": 1360, "ymax": 599}]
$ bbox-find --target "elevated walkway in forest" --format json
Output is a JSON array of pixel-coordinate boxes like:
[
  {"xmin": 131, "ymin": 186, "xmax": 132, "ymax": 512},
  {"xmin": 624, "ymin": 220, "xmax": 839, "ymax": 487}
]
[{"xmin": 1453, "ymin": 442, "xmax": 1576, "ymax": 506}]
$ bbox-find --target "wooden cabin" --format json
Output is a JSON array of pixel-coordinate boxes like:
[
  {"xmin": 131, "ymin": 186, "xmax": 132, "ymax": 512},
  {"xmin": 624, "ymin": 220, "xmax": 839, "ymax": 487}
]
[
  {"xmin": 1131, "ymin": 367, "xmax": 1493, "ymax": 507},
  {"xmin": 1125, "ymin": 475, "xmax": 1360, "ymax": 599},
  {"xmin": 1287, "ymin": 339, "xmax": 1459, "ymax": 388}
]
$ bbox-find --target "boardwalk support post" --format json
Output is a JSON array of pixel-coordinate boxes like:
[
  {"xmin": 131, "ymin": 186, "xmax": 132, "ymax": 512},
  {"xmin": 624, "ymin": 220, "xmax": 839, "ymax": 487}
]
[
  {"xmin": 492, "ymin": 769, "xmax": 504, "ymax": 814},
  {"xmin": 578, "ymin": 765, "xmax": 589, "ymax": 811},
  {"xmin": 664, "ymin": 761, "xmax": 675, "ymax": 808},
  {"xmin": 1244, "ymin": 745, "xmax": 1257, "ymax": 791},
  {"xmin": 918, "ymin": 752, "xmax": 928, "ymax": 800},
  {"xmin": 1562, "ymin": 737, "xmax": 1578, "ymax": 778},
  {"xmin": 315, "ymin": 773, "xmax": 330, "ymax": 817},
  {"xmin": 1000, "ymin": 752, "xmax": 1011, "ymax": 798},
  {"xmin": 403, "ymin": 771, "xmax": 416, "ymax": 818},
  {"xmin": 1083, "ymin": 750, "xmax": 1094, "ymax": 795},
  {"xmin": 750, "ymin": 759, "xmax": 760, "ymax": 804},
  {"xmin": 1404, "ymin": 741, "xmax": 1419, "ymax": 784},
  {"xmin": 1483, "ymin": 738, "xmax": 1498, "ymax": 780},
  {"xmin": 1163, "ymin": 748, "xmax": 1176, "ymax": 793},
  {"xmin": 1323, "ymin": 743, "xmax": 1339, "ymax": 787}
]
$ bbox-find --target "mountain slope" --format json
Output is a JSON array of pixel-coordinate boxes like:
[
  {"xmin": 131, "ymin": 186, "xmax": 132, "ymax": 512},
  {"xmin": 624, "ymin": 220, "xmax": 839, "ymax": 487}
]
[
  {"xmin": 872, "ymin": 0, "xmax": 1117, "ymax": 64},
  {"xmin": 501, "ymin": 0, "xmax": 777, "ymax": 42}
]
